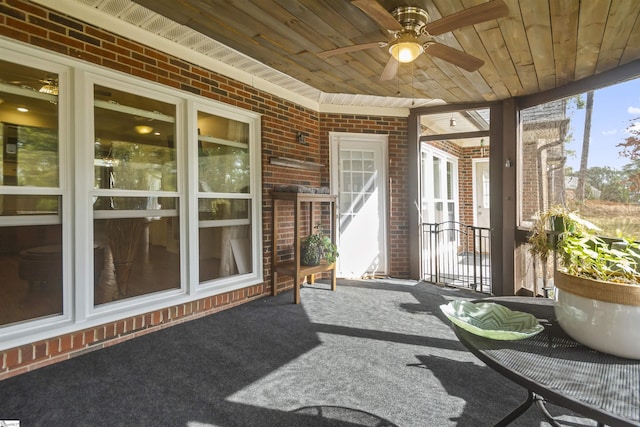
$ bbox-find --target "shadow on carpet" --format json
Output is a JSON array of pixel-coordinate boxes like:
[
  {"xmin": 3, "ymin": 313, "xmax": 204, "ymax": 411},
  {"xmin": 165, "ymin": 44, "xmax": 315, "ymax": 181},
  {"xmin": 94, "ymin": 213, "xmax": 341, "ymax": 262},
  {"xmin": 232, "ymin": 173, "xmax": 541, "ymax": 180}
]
[{"xmin": 0, "ymin": 279, "xmax": 596, "ymax": 426}]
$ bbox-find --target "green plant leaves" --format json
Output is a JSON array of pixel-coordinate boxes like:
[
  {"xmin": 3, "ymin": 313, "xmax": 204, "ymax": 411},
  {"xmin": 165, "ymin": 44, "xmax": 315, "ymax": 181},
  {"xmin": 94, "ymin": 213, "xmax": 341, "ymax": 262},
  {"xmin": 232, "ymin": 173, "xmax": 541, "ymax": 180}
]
[
  {"xmin": 301, "ymin": 223, "xmax": 339, "ymax": 265},
  {"xmin": 529, "ymin": 206, "xmax": 639, "ymax": 284},
  {"xmin": 559, "ymin": 231, "xmax": 640, "ymax": 283}
]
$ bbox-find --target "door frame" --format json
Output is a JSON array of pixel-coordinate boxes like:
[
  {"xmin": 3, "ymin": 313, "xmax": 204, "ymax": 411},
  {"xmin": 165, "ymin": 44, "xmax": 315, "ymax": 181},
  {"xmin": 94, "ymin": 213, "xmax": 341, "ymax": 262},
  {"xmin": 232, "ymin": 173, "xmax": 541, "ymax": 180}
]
[{"xmin": 329, "ymin": 132, "xmax": 389, "ymax": 277}]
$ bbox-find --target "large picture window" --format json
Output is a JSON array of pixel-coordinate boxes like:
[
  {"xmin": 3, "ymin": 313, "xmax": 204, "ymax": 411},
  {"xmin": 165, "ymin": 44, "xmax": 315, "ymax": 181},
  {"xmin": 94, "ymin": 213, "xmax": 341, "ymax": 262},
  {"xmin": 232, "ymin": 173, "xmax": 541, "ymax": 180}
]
[
  {"xmin": 0, "ymin": 40, "xmax": 262, "ymax": 350},
  {"xmin": 0, "ymin": 59, "xmax": 64, "ymax": 327},
  {"xmin": 196, "ymin": 109, "xmax": 253, "ymax": 282},
  {"xmin": 92, "ymin": 84, "xmax": 181, "ymax": 305}
]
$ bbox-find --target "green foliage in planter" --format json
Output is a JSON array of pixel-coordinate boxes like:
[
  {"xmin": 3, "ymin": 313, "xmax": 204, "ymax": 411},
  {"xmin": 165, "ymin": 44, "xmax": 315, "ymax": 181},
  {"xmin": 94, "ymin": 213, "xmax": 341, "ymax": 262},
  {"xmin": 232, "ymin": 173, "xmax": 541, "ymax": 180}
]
[
  {"xmin": 301, "ymin": 224, "xmax": 339, "ymax": 266},
  {"xmin": 558, "ymin": 233, "xmax": 640, "ymax": 284},
  {"xmin": 527, "ymin": 205, "xmax": 593, "ymax": 263},
  {"xmin": 528, "ymin": 205, "xmax": 640, "ymax": 285}
]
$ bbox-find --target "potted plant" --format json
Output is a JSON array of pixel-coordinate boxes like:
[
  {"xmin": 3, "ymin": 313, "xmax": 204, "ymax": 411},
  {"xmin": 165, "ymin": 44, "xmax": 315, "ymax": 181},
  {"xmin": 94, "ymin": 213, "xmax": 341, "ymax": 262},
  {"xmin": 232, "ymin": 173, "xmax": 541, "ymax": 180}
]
[
  {"xmin": 526, "ymin": 205, "xmax": 592, "ymax": 294},
  {"xmin": 528, "ymin": 206, "xmax": 640, "ymax": 359},
  {"xmin": 527, "ymin": 205, "xmax": 588, "ymax": 265},
  {"xmin": 300, "ymin": 223, "xmax": 338, "ymax": 266}
]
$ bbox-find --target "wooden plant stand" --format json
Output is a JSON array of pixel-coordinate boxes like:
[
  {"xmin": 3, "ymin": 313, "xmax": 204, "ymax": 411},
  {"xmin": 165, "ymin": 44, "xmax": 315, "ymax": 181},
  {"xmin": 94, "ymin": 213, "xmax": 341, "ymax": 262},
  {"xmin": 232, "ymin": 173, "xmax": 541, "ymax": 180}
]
[{"xmin": 271, "ymin": 191, "xmax": 337, "ymax": 304}]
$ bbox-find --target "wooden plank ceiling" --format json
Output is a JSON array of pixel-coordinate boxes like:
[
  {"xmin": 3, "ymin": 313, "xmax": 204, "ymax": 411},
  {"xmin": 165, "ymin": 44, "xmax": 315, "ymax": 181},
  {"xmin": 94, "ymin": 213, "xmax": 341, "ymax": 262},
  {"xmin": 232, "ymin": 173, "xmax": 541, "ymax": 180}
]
[{"xmin": 129, "ymin": 0, "xmax": 640, "ymax": 104}]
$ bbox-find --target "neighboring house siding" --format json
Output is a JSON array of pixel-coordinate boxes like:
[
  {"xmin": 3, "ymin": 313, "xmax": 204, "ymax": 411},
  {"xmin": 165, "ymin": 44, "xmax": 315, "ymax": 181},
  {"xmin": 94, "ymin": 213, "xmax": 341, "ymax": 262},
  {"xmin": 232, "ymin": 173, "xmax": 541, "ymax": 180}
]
[
  {"xmin": 0, "ymin": 0, "xmax": 410, "ymax": 379},
  {"xmin": 520, "ymin": 99, "xmax": 569, "ymax": 221}
]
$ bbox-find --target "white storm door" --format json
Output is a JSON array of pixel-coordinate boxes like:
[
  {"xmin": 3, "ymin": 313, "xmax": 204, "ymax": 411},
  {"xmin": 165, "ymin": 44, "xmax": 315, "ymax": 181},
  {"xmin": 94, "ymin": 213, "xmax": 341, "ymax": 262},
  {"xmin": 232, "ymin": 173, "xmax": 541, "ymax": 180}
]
[
  {"xmin": 473, "ymin": 159, "xmax": 490, "ymax": 228},
  {"xmin": 330, "ymin": 132, "xmax": 388, "ymax": 278}
]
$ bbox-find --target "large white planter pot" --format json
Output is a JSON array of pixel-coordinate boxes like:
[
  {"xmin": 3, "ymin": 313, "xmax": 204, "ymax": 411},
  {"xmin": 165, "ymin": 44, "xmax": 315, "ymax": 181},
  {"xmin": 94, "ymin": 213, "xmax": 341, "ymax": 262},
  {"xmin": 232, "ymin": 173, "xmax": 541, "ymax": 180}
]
[{"xmin": 554, "ymin": 270, "xmax": 640, "ymax": 359}]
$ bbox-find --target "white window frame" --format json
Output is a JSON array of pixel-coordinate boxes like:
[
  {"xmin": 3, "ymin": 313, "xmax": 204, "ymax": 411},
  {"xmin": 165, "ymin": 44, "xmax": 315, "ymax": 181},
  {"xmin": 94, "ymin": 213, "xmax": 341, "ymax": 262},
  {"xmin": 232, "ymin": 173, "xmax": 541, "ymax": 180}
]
[
  {"xmin": 0, "ymin": 46, "xmax": 73, "ymax": 336},
  {"xmin": 188, "ymin": 100, "xmax": 262, "ymax": 293},
  {"xmin": 0, "ymin": 38, "xmax": 263, "ymax": 350},
  {"xmin": 79, "ymin": 71, "xmax": 187, "ymax": 320}
]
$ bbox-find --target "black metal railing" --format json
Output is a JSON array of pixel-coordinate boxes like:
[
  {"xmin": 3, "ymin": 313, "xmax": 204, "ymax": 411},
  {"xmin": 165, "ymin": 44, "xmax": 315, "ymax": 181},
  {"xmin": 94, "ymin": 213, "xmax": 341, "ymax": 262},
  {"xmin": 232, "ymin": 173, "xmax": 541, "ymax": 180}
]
[{"xmin": 421, "ymin": 221, "xmax": 492, "ymax": 293}]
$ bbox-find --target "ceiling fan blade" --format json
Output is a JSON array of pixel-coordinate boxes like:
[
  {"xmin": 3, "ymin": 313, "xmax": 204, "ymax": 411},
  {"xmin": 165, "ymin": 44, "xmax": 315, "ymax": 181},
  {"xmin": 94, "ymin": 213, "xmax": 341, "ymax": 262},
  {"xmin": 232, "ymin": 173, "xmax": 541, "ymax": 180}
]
[
  {"xmin": 424, "ymin": 0, "xmax": 509, "ymax": 36},
  {"xmin": 351, "ymin": 0, "xmax": 403, "ymax": 32},
  {"xmin": 425, "ymin": 43, "xmax": 484, "ymax": 72},
  {"xmin": 379, "ymin": 57, "xmax": 398, "ymax": 81},
  {"xmin": 317, "ymin": 41, "xmax": 386, "ymax": 59}
]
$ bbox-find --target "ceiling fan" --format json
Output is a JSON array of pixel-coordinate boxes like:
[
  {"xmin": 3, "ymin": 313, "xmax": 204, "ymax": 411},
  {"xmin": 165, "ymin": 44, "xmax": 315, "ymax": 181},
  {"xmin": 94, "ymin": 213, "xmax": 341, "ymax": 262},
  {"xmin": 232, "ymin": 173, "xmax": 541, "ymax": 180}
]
[{"xmin": 317, "ymin": 0, "xmax": 509, "ymax": 80}]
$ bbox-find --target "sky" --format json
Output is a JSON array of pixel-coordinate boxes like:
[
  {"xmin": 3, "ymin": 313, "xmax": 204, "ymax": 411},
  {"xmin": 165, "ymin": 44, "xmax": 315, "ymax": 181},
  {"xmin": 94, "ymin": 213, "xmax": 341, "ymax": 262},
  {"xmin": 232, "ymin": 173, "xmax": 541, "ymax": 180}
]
[{"xmin": 564, "ymin": 77, "xmax": 640, "ymax": 171}]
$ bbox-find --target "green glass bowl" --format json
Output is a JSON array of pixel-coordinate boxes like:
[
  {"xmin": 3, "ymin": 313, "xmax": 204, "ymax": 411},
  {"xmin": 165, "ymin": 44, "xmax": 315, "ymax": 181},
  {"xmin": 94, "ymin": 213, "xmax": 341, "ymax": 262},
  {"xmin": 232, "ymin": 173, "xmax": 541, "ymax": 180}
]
[{"xmin": 440, "ymin": 301, "xmax": 544, "ymax": 340}]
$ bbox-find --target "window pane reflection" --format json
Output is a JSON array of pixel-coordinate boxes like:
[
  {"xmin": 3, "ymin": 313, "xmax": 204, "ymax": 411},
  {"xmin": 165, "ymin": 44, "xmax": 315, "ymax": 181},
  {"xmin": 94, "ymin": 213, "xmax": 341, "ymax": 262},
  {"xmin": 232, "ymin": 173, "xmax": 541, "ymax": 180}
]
[
  {"xmin": 198, "ymin": 199, "xmax": 252, "ymax": 282},
  {"xmin": 0, "ymin": 60, "xmax": 63, "ymax": 327},
  {"xmin": 0, "ymin": 224, "xmax": 63, "ymax": 326},
  {"xmin": 0, "ymin": 194, "xmax": 58, "ymax": 215},
  {"xmin": 197, "ymin": 110, "xmax": 252, "ymax": 284},
  {"xmin": 433, "ymin": 157, "xmax": 441, "ymax": 199},
  {"xmin": 94, "ymin": 213, "xmax": 180, "ymax": 304},
  {"xmin": 199, "ymin": 224, "xmax": 252, "ymax": 281},
  {"xmin": 93, "ymin": 85, "xmax": 176, "ymax": 192},
  {"xmin": 447, "ymin": 161, "xmax": 454, "ymax": 200},
  {"xmin": 197, "ymin": 111, "xmax": 249, "ymax": 193},
  {"xmin": 0, "ymin": 60, "xmax": 59, "ymax": 188},
  {"xmin": 198, "ymin": 198, "xmax": 249, "ymax": 221},
  {"xmin": 92, "ymin": 84, "xmax": 180, "ymax": 305},
  {"xmin": 4, "ymin": 124, "xmax": 59, "ymax": 187},
  {"xmin": 93, "ymin": 196, "xmax": 176, "ymax": 211}
]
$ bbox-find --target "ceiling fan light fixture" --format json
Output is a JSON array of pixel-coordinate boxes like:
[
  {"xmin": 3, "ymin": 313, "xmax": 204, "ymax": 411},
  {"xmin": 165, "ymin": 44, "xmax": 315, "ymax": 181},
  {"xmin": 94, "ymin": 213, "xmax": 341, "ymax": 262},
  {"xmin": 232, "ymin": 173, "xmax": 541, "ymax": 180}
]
[
  {"xmin": 134, "ymin": 125, "xmax": 154, "ymax": 135},
  {"xmin": 389, "ymin": 38, "xmax": 423, "ymax": 63},
  {"xmin": 39, "ymin": 78, "xmax": 59, "ymax": 95}
]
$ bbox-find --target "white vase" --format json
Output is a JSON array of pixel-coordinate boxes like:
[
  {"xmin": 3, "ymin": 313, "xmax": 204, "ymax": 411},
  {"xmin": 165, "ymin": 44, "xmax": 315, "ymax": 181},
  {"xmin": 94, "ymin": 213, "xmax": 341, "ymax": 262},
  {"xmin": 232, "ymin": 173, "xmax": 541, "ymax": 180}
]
[{"xmin": 554, "ymin": 270, "xmax": 640, "ymax": 360}]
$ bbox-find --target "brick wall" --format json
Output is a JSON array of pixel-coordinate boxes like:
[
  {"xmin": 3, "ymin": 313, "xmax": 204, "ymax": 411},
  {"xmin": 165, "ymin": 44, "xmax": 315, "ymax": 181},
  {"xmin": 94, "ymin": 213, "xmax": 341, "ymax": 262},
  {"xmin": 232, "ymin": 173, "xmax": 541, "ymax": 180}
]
[
  {"xmin": 0, "ymin": 0, "xmax": 410, "ymax": 379},
  {"xmin": 521, "ymin": 138, "xmax": 541, "ymax": 221}
]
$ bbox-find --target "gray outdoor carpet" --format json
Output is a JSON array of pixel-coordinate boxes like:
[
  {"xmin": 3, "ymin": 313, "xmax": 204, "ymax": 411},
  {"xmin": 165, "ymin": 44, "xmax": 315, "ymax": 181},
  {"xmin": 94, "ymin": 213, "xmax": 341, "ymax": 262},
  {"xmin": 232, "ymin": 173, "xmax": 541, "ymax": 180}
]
[{"xmin": 0, "ymin": 279, "xmax": 596, "ymax": 426}]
